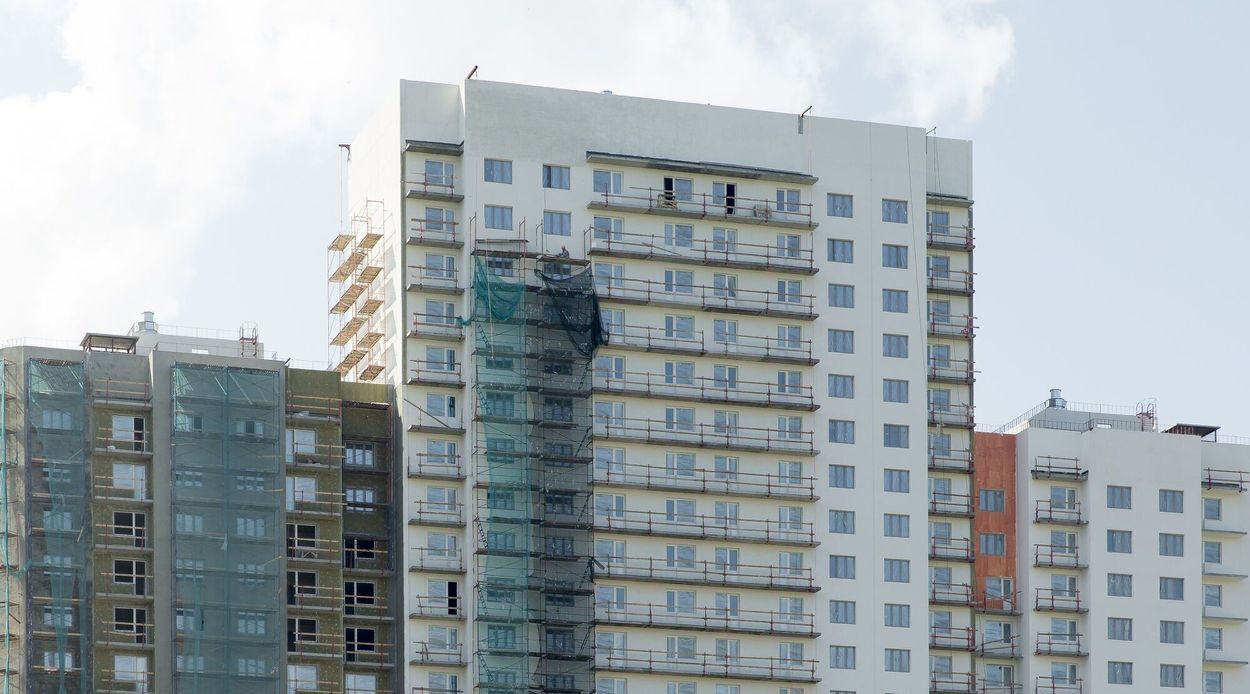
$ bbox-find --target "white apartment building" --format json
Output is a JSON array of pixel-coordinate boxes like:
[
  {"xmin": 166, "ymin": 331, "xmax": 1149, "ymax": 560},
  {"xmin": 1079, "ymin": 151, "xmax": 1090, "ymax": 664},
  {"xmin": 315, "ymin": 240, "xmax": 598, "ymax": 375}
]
[
  {"xmin": 338, "ymin": 78, "xmax": 976, "ymax": 694},
  {"xmin": 977, "ymin": 394, "xmax": 1249, "ymax": 694}
]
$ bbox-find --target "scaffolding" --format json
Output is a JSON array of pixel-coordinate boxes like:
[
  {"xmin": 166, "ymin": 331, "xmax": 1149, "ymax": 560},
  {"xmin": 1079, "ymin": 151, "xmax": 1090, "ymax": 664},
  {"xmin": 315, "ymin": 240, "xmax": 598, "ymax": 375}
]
[
  {"xmin": 0, "ymin": 357, "xmax": 16, "ymax": 694},
  {"xmin": 329, "ymin": 200, "xmax": 389, "ymax": 383},
  {"xmin": 471, "ymin": 251, "xmax": 603, "ymax": 694},
  {"xmin": 170, "ymin": 364, "xmax": 283, "ymax": 693}
]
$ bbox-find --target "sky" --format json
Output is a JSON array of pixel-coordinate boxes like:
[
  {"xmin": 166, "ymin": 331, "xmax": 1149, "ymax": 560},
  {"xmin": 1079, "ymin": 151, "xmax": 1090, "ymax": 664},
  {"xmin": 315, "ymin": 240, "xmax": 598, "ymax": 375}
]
[{"xmin": 1, "ymin": 0, "xmax": 1247, "ymax": 432}]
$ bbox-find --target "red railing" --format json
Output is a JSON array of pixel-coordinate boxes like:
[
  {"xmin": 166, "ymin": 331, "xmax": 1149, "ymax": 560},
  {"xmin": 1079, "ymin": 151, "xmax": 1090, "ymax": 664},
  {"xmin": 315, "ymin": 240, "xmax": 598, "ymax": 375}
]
[
  {"xmin": 592, "ymin": 370, "xmax": 814, "ymax": 409},
  {"xmin": 405, "ymin": 173, "xmax": 459, "ymax": 198},
  {"xmin": 603, "ymin": 323, "xmax": 816, "ymax": 364},
  {"xmin": 1203, "ymin": 467, "xmax": 1249, "ymax": 491},
  {"xmin": 931, "ymin": 672, "xmax": 977, "ymax": 693},
  {"xmin": 930, "ymin": 536, "xmax": 974, "ymax": 561},
  {"xmin": 1034, "ymin": 632, "xmax": 1085, "ymax": 656},
  {"xmin": 928, "ymin": 223, "xmax": 975, "ymax": 249},
  {"xmin": 930, "ymin": 582, "xmax": 975, "ymax": 606},
  {"xmin": 409, "ymin": 312, "xmax": 464, "ymax": 340},
  {"xmin": 930, "ymin": 492, "xmax": 975, "ymax": 516},
  {"xmin": 1034, "ymin": 677, "xmax": 1081, "ymax": 694},
  {"xmin": 929, "ymin": 625, "xmax": 976, "ymax": 650},
  {"xmin": 594, "ymin": 647, "xmax": 818, "ymax": 682},
  {"xmin": 1035, "ymin": 587, "xmax": 1085, "ymax": 612},
  {"xmin": 593, "ymin": 416, "xmax": 815, "ymax": 455},
  {"xmin": 597, "ymin": 276, "xmax": 816, "ymax": 319},
  {"xmin": 593, "ymin": 556, "xmax": 815, "ymax": 591},
  {"xmin": 408, "ymin": 218, "xmax": 461, "ymax": 246},
  {"xmin": 928, "ymin": 358, "xmax": 974, "ymax": 382},
  {"xmin": 1031, "ymin": 456, "xmax": 1086, "ymax": 479},
  {"xmin": 928, "ymin": 312, "xmax": 975, "ymax": 338},
  {"xmin": 594, "ymin": 508, "xmax": 815, "ymax": 545},
  {"xmin": 1034, "ymin": 543, "xmax": 1083, "ymax": 568},
  {"xmin": 591, "ymin": 187, "xmax": 815, "ymax": 228},
  {"xmin": 1034, "ymin": 499, "xmax": 1084, "ymax": 524},
  {"xmin": 930, "ymin": 449, "xmax": 973, "ymax": 473},
  {"xmin": 587, "ymin": 227, "xmax": 814, "ymax": 272},
  {"xmin": 927, "ymin": 269, "xmax": 974, "ymax": 294},
  {"xmin": 595, "ymin": 601, "xmax": 816, "ymax": 635}
]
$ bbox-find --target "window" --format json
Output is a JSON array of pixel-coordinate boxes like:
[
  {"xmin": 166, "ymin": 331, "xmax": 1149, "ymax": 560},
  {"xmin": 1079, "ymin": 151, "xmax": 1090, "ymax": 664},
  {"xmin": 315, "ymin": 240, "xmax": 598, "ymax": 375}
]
[
  {"xmin": 883, "ymin": 603, "xmax": 909, "ymax": 627},
  {"xmin": 829, "ymin": 374, "xmax": 854, "ymax": 398},
  {"xmin": 236, "ymin": 516, "xmax": 266, "ymax": 537},
  {"xmin": 979, "ymin": 489, "xmax": 1005, "ymax": 512},
  {"xmin": 882, "ymin": 244, "xmax": 908, "ymax": 268},
  {"xmin": 1107, "ymin": 485, "xmax": 1132, "ymax": 509},
  {"xmin": 1205, "ymin": 671, "xmax": 1224, "ymax": 693},
  {"xmin": 827, "ymin": 194, "xmax": 853, "ymax": 218},
  {"xmin": 830, "ymin": 600, "xmax": 855, "ymax": 624},
  {"xmin": 1204, "ymin": 497, "xmax": 1222, "ymax": 520},
  {"xmin": 828, "ymin": 329, "xmax": 853, "ymax": 354},
  {"xmin": 776, "ymin": 279, "xmax": 802, "ymax": 303},
  {"xmin": 883, "ymin": 424, "xmax": 909, "ymax": 448},
  {"xmin": 1205, "ymin": 627, "xmax": 1223, "ymax": 650},
  {"xmin": 1160, "ymin": 489, "xmax": 1183, "ymax": 513},
  {"xmin": 543, "ymin": 164, "xmax": 570, "ymax": 189},
  {"xmin": 593, "ymin": 169, "xmax": 623, "ymax": 195},
  {"xmin": 664, "ymin": 177, "xmax": 693, "ymax": 202},
  {"xmin": 829, "ymin": 464, "xmax": 854, "ymax": 489},
  {"xmin": 829, "ymin": 510, "xmax": 855, "ymax": 534},
  {"xmin": 884, "ymin": 469, "xmax": 909, "ymax": 493},
  {"xmin": 1160, "ymin": 664, "xmax": 1184, "ymax": 688},
  {"xmin": 828, "ymin": 238, "xmax": 853, "ymax": 262},
  {"xmin": 346, "ymin": 488, "xmax": 376, "ymax": 513},
  {"xmin": 1108, "ymin": 661, "xmax": 1133, "ymax": 685},
  {"xmin": 1107, "ymin": 530, "xmax": 1132, "ymax": 553},
  {"xmin": 544, "ymin": 211, "xmax": 572, "ymax": 236},
  {"xmin": 829, "ymin": 420, "xmax": 854, "ymax": 444},
  {"xmin": 980, "ymin": 533, "xmax": 1005, "ymax": 556},
  {"xmin": 1159, "ymin": 533, "xmax": 1184, "ymax": 557},
  {"xmin": 884, "ymin": 514, "xmax": 909, "ymax": 538},
  {"xmin": 882, "ymin": 334, "xmax": 908, "ymax": 358},
  {"xmin": 882, "ymin": 289, "xmax": 908, "ymax": 313},
  {"xmin": 484, "ymin": 158, "xmax": 512, "ymax": 183},
  {"xmin": 775, "ymin": 188, "xmax": 800, "ymax": 212},
  {"xmin": 1205, "ymin": 583, "xmax": 1222, "ymax": 607},
  {"xmin": 830, "ymin": 645, "xmax": 856, "ymax": 669},
  {"xmin": 1107, "ymin": 617, "xmax": 1132, "ymax": 641},
  {"xmin": 666, "ymin": 684, "xmax": 695, "ymax": 694},
  {"xmin": 665, "ymin": 223, "xmax": 694, "ymax": 247},
  {"xmin": 882, "ymin": 199, "xmax": 908, "ymax": 223},
  {"xmin": 1160, "ymin": 577, "xmax": 1184, "ymax": 600},
  {"xmin": 1107, "ymin": 573, "xmax": 1133, "ymax": 597},
  {"xmin": 484, "ymin": 205, "xmax": 513, "ymax": 230},
  {"xmin": 829, "ymin": 284, "xmax": 854, "ymax": 308},
  {"xmin": 1204, "ymin": 541, "xmax": 1222, "ymax": 564},
  {"xmin": 883, "ymin": 558, "xmax": 909, "ymax": 583},
  {"xmin": 882, "ymin": 379, "xmax": 908, "ymax": 403},
  {"xmin": 829, "ymin": 555, "xmax": 855, "ymax": 579},
  {"xmin": 1160, "ymin": 620, "xmax": 1184, "ymax": 644},
  {"xmin": 665, "ymin": 269, "xmax": 694, "ymax": 294},
  {"xmin": 883, "ymin": 648, "xmax": 909, "ymax": 672}
]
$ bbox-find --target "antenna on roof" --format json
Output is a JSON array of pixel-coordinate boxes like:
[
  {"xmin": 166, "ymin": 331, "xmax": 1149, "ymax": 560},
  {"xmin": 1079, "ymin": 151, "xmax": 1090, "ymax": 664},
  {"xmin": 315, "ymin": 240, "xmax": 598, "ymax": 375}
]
[
  {"xmin": 798, "ymin": 105, "xmax": 812, "ymax": 134},
  {"xmin": 466, "ymin": 65, "xmax": 479, "ymax": 80}
]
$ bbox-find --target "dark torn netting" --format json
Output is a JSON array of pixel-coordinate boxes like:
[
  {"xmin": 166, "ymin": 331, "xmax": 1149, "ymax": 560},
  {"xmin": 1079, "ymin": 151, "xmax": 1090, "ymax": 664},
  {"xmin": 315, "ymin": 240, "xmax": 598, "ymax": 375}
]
[{"xmin": 535, "ymin": 265, "xmax": 606, "ymax": 357}]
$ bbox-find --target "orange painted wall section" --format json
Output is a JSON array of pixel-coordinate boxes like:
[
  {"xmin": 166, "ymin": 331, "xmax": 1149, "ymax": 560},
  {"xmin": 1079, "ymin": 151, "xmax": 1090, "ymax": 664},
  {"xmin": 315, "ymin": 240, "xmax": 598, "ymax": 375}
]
[{"xmin": 974, "ymin": 432, "xmax": 1017, "ymax": 605}]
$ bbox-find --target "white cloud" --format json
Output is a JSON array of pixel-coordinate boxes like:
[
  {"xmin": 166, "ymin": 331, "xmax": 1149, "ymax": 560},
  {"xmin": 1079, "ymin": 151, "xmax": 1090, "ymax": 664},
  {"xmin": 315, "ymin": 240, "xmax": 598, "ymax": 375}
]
[{"xmin": 0, "ymin": 0, "xmax": 1013, "ymax": 344}]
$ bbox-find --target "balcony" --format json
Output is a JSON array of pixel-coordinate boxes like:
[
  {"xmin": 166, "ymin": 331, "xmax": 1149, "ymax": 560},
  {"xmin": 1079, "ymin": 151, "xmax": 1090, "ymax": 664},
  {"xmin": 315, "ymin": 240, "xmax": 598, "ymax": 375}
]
[
  {"xmin": 977, "ymin": 591, "xmax": 1021, "ymax": 615},
  {"xmin": 931, "ymin": 582, "xmax": 975, "ymax": 606},
  {"xmin": 1203, "ymin": 467, "xmax": 1250, "ymax": 491},
  {"xmin": 1034, "ymin": 588, "xmax": 1087, "ymax": 613},
  {"xmin": 593, "ymin": 462, "xmax": 817, "ymax": 500},
  {"xmin": 409, "ymin": 312, "xmax": 464, "ymax": 342},
  {"xmin": 930, "ymin": 492, "xmax": 975, "ymax": 517},
  {"xmin": 406, "ymin": 410, "xmax": 465, "ymax": 434},
  {"xmin": 593, "ymin": 417, "xmax": 816, "ymax": 455},
  {"xmin": 288, "ymin": 586, "xmax": 343, "ymax": 612},
  {"xmin": 927, "ymin": 269, "xmax": 974, "ymax": 295},
  {"xmin": 928, "ymin": 313, "xmax": 975, "ymax": 339},
  {"xmin": 346, "ymin": 642, "xmax": 397, "ymax": 668},
  {"xmin": 1202, "ymin": 562, "xmax": 1248, "ymax": 579},
  {"xmin": 593, "ymin": 556, "xmax": 816, "ymax": 592},
  {"xmin": 289, "ymin": 632, "xmax": 346, "ymax": 658},
  {"xmin": 1204, "ymin": 648, "xmax": 1250, "ymax": 665},
  {"xmin": 979, "ymin": 685, "xmax": 1024, "ymax": 694},
  {"xmin": 1034, "ymin": 500, "xmax": 1085, "ymax": 525},
  {"xmin": 595, "ymin": 602, "xmax": 817, "ymax": 637},
  {"xmin": 90, "ymin": 378, "xmax": 151, "ymax": 405},
  {"xmin": 930, "ymin": 537, "xmax": 974, "ymax": 562},
  {"xmin": 929, "ymin": 402, "xmax": 974, "ymax": 428},
  {"xmin": 930, "ymin": 449, "xmax": 973, "ymax": 473},
  {"xmin": 929, "ymin": 626, "xmax": 976, "ymax": 651},
  {"xmin": 407, "ymin": 218, "xmax": 462, "ymax": 248},
  {"xmin": 405, "ymin": 174, "xmax": 463, "ymax": 202},
  {"xmin": 408, "ymin": 360, "xmax": 464, "ymax": 389},
  {"xmin": 409, "ymin": 596, "xmax": 465, "ymax": 621},
  {"xmin": 287, "ymin": 489, "xmax": 344, "ymax": 518},
  {"xmin": 603, "ymin": 323, "xmax": 817, "ymax": 365},
  {"xmin": 597, "ymin": 277, "xmax": 816, "ymax": 319},
  {"xmin": 928, "ymin": 223, "xmax": 974, "ymax": 250},
  {"xmin": 1202, "ymin": 517, "xmax": 1246, "ymax": 535},
  {"xmin": 594, "ymin": 509, "xmax": 816, "ymax": 546},
  {"xmin": 1203, "ymin": 604, "xmax": 1246, "ymax": 621},
  {"xmin": 1034, "ymin": 544, "xmax": 1085, "ymax": 569},
  {"xmin": 593, "ymin": 371, "xmax": 815, "ymax": 411},
  {"xmin": 1031, "ymin": 456, "xmax": 1087, "ymax": 481},
  {"xmin": 1034, "ymin": 677, "xmax": 1081, "ymax": 694},
  {"xmin": 930, "ymin": 672, "xmax": 977, "ymax": 694},
  {"xmin": 589, "ymin": 188, "xmax": 816, "ymax": 230},
  {"xmin": 407, "ymin": 454, "xmax": 464, "ymax": 480},
  {"xmin": 94, "ymin": 427, "xmax": 150, "ymax": 457},
  {"xmin": 406, "ymin": 265, "xmax": 462, "ymax": 295},
  {"xmin": 929, "ymin": 359, "xmax": 974, "ymax": 384},
  {"xmin": 344, "ymin": 537, "xmax": 392, "ymax": 574},
  {"xmin": 286, "ymin": 536, "xmax": 341, "ymax": 564},
  {"xmin": 408, "ymin": 547, "xmax": 464, "ymax": 574},
  {"xmin": 1034, "ymin": 632, "xmax": 1086, "ymax": 657},
  {"xmin": 92, "ymin": 475, "xmax": 150, "ymax": 504},
  {"xmin": 595, "ymin": 648, "xmax": 817, "ymax": 683},
  {"xmin": 409, "ymin": 501, "xmax": 465, "ymax": 527},
  {"xmin": 588, "ymin": 229, "xmax": 815, "ymax": 274},
  {"xmin": 977, "ymin": 635, "xmax": 1022, "ymax": 659}
]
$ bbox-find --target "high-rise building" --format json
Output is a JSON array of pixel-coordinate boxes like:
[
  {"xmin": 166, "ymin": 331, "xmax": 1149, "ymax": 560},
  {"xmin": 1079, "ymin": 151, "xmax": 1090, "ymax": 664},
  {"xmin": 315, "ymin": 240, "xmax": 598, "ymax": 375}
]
[
  {"xmin": 341, "ymin": 79, "xmax": 975, "ymax": 694},
  {"xmin": 0, "ymin": 316, "xmax": 400, "ymax": 693},
  {"xmin": 973, "ymin": 393, "xmax": 1248, "ymax": 694}
]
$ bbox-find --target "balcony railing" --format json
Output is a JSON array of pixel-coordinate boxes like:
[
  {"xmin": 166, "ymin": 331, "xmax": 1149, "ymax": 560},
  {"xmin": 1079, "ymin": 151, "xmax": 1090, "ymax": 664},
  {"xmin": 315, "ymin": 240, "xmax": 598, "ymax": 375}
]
[
  {"xmin": 406, "ymin": 265, "xmax": 462, "ymax": 294},
  {"xmin": 928, "ymin": 313, "xmax": 975, "ymax": 338},
  {"xmin": 407, "ymin": 454, "xmax": 464, "ymax": 480},
  {"xmin": 976, "ymin": 591, "xmax": 1020, "ymax": 615},
  {"xmin": 928, "ymin": 223, "xmax": 974, "ymax": 250},
  {"xmin": 593, "ymin": 417, "xmax": 815, "ymax": 455},
  {"xmin": 931, "ymin": 672, "xmax": 977, "ymax": 693},
  {"xmin": 409, "ymin": 595, "xmax": 465, "ymax": 620},
  {"xmin": 406, "ymin": 409, "xmax": 465, "ymax": 433},
  {"xmin": 930, "ymin": 449, "xmax": 973, "ymax": 473},
  {"xmin": 929, "ymin": 402, "xmax": 974, "ymax": 427},
  {"xmin": 286, "ymin": 536, "xmax": 341, "ymax": 563},
  {"xmin": 590, "ymin": 188, "xmax": 816, "ymax": 229},
  {"xmin": 930, "ymin": 537, "xmax": 974, "ymax": 562},
  {"xmin": 603, "ymin": 323, "xmax": 816, "ymax": 364},
  {"xmin": 410, "ymin": 501, "xmax": 465, "ymax": 527},
  {"xmin": 596, "ymin": 277, "xmax": 816, "ymax": 319},
  {"xmin": 1034, "ymin": 500, "xmax": 1085, "ymax": 525},
  {"xmin": 1034, "ymin": 544, "xmax": 1084, "ymax": 568},
  {"xmin": 1202, "ymin": 467, "xmax": 1249, "ymax": 491},
  {"xmin": 94, "ymin": 427, "xmax": 149, "ymax": 455},
  {"xmin": 90, "ymin": 378, "xmax": 151, "ymax": 403},
  {"xmin": 593, "ymin": 556, "xmax": 815, "ymax": 591},
  {"xmin": 931, "ymin": 582, "xmax": 975, "ymax": 606},
  {"xmin": 408, "ymin": 360, "xmax": 464, "ymax": 388},
  {"xmin": 595, "ymin": 647, "xmax": 818, "ymax": 682},
  {"xmin": 1034, "ymin": 632, "xmax": 1086, "ymax": 656},
  {"xmin": 1034, "ymin": 677, "xmax": 1081, "ymax": 694},
  {"xmin": 287, "ymin": 489, "xmax": 344, "ymax": 517},
  {"xmin": 1035, "ymin": 587, "xmax": 1086, "ymax": 613},
  {"xmin": 929, "ymin": 626, "xmax": 976, "ymax": 651},
  {"xmin": 977, "ymin": 634, "xmax": 1021, "ymax": 659},
  {"xmin": 979, "ymin": 682, "xmax": 1024, "ymax": 694},
  {"xmin": 1031, "ymin": 456, "xmax": 1087, "ymax": 480},
  {"xmin": 408, "ymin": 547, "xmax": 464, "ymax": 574},
  {"xmin": 593, "ymin": 462, "xmax": 817, "ymax": 500},
  {"xmin": 595, "ymin": 602, "xmax": 817, "ymax": 636},
  {"xmin": 929, "ymin": 492, "xmax": 975, "ymax": 517},
  {"xmin": 405, "ymin": 174, "xmax": 462, "ymax": 201},
  {"xmin": 408, "ymin": 218, "xmax": 462, "ymax": 247},
  {"xmin": 594, "ymin": 509, "xmax": 816, "ymax": 546},
  {"xmin": 409, "ymin": 312, "xmax": 464, "ymax": 341},
  {"xmin": 593, "ymin": 371, "xmax": 815, "ymax": 410},
  {"xmin": 928, "ymin": 359, "xmax": 974, "ymax": 383},
  {"xmin": 588, "ymin": 228, "xmax": 815, "ymax": 273},
  {"xmin": 927, "ymin": 269, "xmax": 974, "ymax": 294}
]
